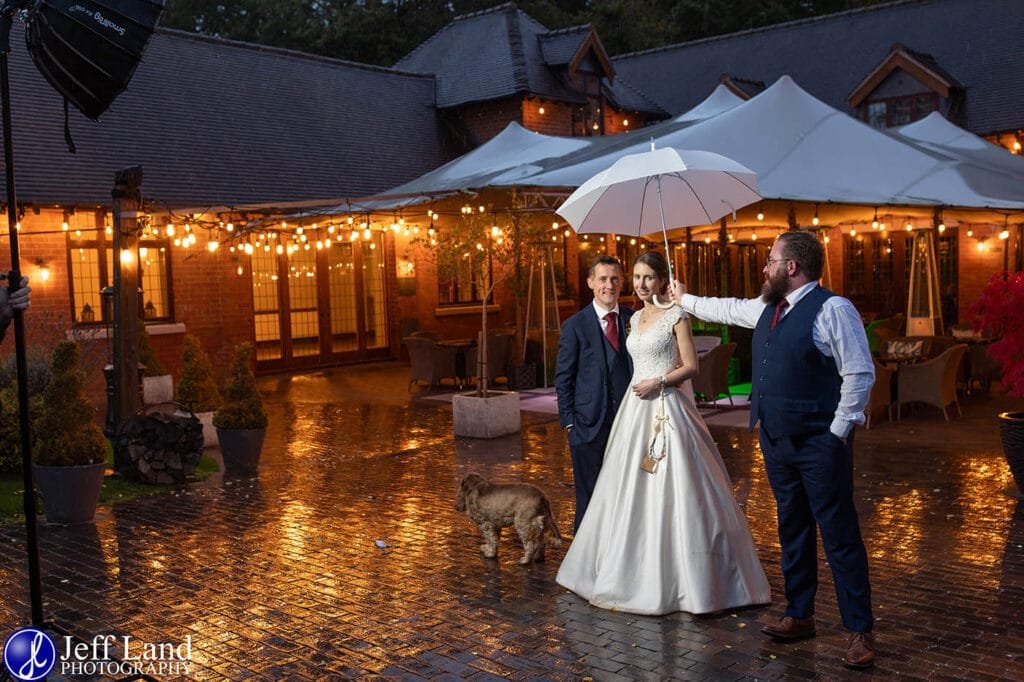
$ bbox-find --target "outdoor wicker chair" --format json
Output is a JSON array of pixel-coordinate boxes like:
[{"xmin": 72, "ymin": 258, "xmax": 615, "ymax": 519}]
[
  {"xmin": 692, "ymin": 342, "xmax": 736, "ymax": 406},
  {"xmin": 896, "ymin": 343, "xmax": 968, "ymax": 421}
]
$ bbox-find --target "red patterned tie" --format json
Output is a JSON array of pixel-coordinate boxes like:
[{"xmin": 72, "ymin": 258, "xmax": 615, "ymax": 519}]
[
  {"xmin": 604, "ymin": 311, "xmax": 619, "ymax": 351},
  {"xmin": 770, "ymin": 300, "xmax": 789, "ymax": 330}
]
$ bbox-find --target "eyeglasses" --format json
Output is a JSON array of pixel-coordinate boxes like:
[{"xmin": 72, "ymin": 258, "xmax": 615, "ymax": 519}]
[{"xmin": 764, "ymin": 257, "xmax": 792, "ymax": 267}]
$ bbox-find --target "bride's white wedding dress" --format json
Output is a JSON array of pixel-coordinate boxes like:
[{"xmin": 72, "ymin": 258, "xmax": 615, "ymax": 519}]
[{"xmin": 556, "ymin": 305, "xmax": 771, "ymax": 616}]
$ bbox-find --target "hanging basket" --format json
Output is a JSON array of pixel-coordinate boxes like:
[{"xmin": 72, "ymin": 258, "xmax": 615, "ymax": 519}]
[
  {"xmin": 25, "ymin": 0, "xmax": 166, "ymax": 120},
  {"xmin": 999, "ymin": 411, "xmax": 1024, "ymax": 496}
]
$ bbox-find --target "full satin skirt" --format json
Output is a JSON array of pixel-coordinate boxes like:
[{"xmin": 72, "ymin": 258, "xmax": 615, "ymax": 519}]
[{"xmin": 556, "ymin": 385, "xmax": 771, "ymax": 616}]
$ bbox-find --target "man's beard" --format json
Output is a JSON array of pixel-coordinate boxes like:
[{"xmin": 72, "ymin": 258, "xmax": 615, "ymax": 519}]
[{"xmin": 761, "ymin": 269, "xmax": 789, "ymax": 306}]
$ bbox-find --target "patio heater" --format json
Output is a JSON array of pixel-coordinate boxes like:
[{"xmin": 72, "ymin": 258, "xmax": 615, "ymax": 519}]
[
  {"xmin": 0, "ymin": 0, "xmax": 164, "ymax": 646},
  {"xmin": 906, "ymin": 228, "xmax": 944, "ymax": 336}
]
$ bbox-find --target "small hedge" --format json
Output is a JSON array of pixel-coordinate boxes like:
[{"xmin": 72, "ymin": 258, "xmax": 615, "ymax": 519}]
[{"xmin": 213, "ymin": 343, "xmax": 267, "ymax": 430}]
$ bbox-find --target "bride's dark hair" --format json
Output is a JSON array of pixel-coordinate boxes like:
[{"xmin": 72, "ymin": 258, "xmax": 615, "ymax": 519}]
[{"xmin": 634, "ymin": 251, "xmax": 670, "ymax": 294}]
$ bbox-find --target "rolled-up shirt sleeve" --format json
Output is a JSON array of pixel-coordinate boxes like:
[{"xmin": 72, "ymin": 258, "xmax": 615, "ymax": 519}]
[{"xmin": 815, "ymin": 298, "xmax": 875, "ymax": 438}]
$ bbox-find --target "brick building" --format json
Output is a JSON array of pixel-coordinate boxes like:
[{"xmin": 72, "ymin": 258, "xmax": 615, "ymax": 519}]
[{"xmin": 2, "ymin": 0, "xmax": 1022, "ymax": 392}]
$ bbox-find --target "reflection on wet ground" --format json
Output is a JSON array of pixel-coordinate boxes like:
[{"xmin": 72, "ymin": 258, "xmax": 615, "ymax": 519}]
[{"xmin": 1, "ymin": 362, "xmax": 1022, "ymax": 680}]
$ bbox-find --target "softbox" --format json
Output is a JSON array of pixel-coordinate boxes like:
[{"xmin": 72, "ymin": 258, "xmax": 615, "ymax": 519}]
[{"xmin": 25, "ymin": 0, "xmax": 165, "ymax": 120}]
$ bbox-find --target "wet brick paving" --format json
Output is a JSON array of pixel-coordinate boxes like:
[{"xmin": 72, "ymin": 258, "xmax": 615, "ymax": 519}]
[{"xmin": 1, "ymin": 362, "xmax": 1023, "ymax": 680}]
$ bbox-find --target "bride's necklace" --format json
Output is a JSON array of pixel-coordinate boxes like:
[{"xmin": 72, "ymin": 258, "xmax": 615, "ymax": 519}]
[{"xmin": 637, "ymin": 306, "xmax": 670, "ymax": 334}]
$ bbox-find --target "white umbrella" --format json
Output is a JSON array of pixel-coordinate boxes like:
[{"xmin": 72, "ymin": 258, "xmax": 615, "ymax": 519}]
[{"xmin": 556, "ymin": 143, "xmax": 761, "ymax": 286}]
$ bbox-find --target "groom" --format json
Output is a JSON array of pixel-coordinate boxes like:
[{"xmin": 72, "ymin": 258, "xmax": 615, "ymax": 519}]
[
  {"xmin": 555, "ymin": 255, "xmax": 634, "ymax": 533},
  {"xmin": 674, "ymin": 231, "xmax": 876, "ymax": 669}
]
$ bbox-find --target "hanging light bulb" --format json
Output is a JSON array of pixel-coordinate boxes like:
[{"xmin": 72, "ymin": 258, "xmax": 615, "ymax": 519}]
[
  {"xmin": 207, "ymin": 240, "xmax": 219, "ymax": 252},
  {"xmin": 812, "ymin": 204, "xmax": 819, "ymax": 226},
  {"xmin": 236, "ymin": 264, "xmax": 244, "ymax": 276}
]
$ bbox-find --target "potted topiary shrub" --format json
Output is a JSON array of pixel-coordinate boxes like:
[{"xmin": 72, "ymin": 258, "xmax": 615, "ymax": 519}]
[
  {"xmin": 176, "ymin": 334, "xmax": 223, "ymax": 447},
  {"xmin": 139, "ymin": 321, "xmax": 173, "ymax": 405},
  {"xmin": 32, "ymin": 341, "xmax": 108, "ymax": 523},
  {"xmin": 213, "ymin": 343, "xmax": 267, "ymax": 476},
  {"xmin": 968, "ymin": 271, "xmax": 1024, "ymax": 496}
]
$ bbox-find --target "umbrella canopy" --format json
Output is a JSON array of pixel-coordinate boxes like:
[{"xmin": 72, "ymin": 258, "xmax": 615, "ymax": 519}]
[
  {"xmin": 556, "ymin": 145, "xmax": 760, "ymax": 286},
  {"xmin": 556, "ymin": 146, "xmax": 760, "ymax": 236}
]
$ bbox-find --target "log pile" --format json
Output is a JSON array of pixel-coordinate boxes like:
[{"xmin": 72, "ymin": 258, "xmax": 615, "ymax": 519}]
[{"xmin": 117, "ymin": 412, "xmax": 203, "ymax": 484}]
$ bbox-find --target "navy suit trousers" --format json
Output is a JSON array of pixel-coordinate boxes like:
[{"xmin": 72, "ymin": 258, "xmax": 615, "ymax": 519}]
[
  {"xmin": 568, "ymin": 418, "xmax": 611, "ymax": 533},
  {"xmin": 759, "ymin": 428, "xmax": 873, "ymax": 633}
]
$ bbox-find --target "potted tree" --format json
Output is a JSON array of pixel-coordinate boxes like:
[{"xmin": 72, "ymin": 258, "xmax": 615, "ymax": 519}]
[
  {"xmin": 213, "ymin": 343, "xmax": 267, "ymax": 476},
  {"xmin": 177, "ymin": 334, "xmax": 223, "ymax": 447},
  {"xmin": 139, "ymin": 321, "xmax": 173, "ymax": 405},
  {"xmin": 968, "ymin": 271, "xmax": 1024, "ymax": 495},
  {"xmin": 32, "ymin": 341, "xmax": 108, "ymax": 523},
  {"xmin": 413, "ymin": 205, "xmax": 537, "ymax": 438}
]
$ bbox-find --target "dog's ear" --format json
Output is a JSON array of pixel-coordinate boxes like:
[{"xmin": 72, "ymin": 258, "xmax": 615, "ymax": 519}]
[{"xmin": 465, "ymin": 472, "xmax": 486, "ymax": 491}]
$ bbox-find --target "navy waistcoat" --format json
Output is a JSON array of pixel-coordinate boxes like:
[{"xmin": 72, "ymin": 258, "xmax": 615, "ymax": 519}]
[
  {"xmin": 604, "ymin": 316, "xmax": 631, "ymax": 417},
  {"xmin": 749, "ymin": 286, "xmax": 841, "ymax": 437}
]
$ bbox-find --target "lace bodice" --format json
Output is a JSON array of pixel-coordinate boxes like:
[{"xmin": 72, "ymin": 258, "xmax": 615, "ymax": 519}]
[{"xmin": 626, "ymin": 305, "xmax": 687, "ymax": 380}]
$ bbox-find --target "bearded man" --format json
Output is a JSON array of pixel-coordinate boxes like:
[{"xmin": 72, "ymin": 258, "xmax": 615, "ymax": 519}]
[{"xmin": 673, "ymin": 231, "xmax": 877, "ymax": 669}]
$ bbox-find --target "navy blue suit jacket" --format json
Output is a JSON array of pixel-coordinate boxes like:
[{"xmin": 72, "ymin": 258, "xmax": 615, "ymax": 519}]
[{"xmin": 555, "ymin": 305, "xmax": 634, "ymax": 445}]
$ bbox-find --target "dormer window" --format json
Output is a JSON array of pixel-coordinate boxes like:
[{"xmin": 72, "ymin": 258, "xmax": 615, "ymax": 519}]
[{"xmin": 849, "ymin": 43, "xmax": 963, "ymax": 129}]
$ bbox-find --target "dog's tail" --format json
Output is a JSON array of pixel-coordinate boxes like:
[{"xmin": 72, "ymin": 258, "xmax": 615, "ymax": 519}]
[{"xmin": 540, "ymin": 497, "xmax": 563, "ymax": 546}]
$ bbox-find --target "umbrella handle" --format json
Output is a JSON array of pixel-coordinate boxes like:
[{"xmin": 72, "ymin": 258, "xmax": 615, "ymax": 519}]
[{"xmin": 651, "ymin": 294, "xmax": 675, "ymax": 310}]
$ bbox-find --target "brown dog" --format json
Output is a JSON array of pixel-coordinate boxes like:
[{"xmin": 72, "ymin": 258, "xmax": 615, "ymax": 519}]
[{"xmin": 455, "ymin": 472, "xmax": 563, "ymax": 564}]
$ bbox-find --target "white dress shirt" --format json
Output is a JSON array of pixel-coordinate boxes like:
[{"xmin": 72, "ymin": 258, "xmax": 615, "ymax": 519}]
[
  {"xmin": 679, "ymin": 281, "xmax": 874, "ymax": 438},
  {"xmin": 592, "ymin": 300, "xmax": 622, "ymax": 335}
]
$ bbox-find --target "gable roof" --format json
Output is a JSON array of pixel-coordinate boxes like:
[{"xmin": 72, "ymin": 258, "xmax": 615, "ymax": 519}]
[
  {"xmin": 613, "ymin": 0, "xmax": 1024, "ymax": 135},
  {"xmin": 2, "ymin": 28, "xmax": 450, "ymax": 209},
  {"xmin": 849, "ymin": 43, "xmax": 963, "ymax": 107},
  {"xmin": 538, "ymin": 25, "xmax": 591, "ymax": 66},
  {"xmin": 395, "ymin": 2, "xmax": 662, "ymax": 115}
]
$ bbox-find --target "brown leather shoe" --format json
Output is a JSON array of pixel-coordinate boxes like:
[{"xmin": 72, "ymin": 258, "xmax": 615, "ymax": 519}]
[
  {"xmin": 761, "ymin": 615, "xmax": 816, "ymax": 640},
  {"xmin": 844, "ymin": 631, "xmax": 876, "ymax": 669}
]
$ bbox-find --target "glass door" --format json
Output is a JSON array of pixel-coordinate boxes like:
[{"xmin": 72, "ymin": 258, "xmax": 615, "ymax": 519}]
[{"xmin": 252, "ymin": 232, "xmax": 390, "ymax": 372}]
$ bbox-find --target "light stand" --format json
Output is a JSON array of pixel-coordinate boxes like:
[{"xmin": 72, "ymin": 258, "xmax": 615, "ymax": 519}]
[{"xmin": 0, "ymin": 0, "xmax": 42, "ymax": 628}]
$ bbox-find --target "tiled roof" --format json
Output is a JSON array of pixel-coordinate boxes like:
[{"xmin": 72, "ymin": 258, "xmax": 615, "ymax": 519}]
[
  {"xmin": 396, "ymin": 3, "xmax": 663, "ymax": 116},
  {"xmin": 396, "ymin": 3, "xmax": 575, "ymax": 107},
  {"xmin": 539, "ymin": 25, "xmax": 592, "ymax": 66},
  {"xmin": 2, "ymin": 28, "xmax": 450, "ymax": 209},
  {"xmin": 605, "ymin": 77, "xmax": 666, "ymax": 115},
  {"xmin": 613, "ymin": 0, "xmax": 1024, "ymax": 135}
]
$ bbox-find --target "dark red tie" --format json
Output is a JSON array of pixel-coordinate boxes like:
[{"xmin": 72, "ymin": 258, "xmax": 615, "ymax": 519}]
[
  {"xmin": 770, "ymin": 300, "xmax": 789, "ymax": 330},
  {"xmin": 604, "ymin": 311, "xmax": 619, "ymax": 351}
]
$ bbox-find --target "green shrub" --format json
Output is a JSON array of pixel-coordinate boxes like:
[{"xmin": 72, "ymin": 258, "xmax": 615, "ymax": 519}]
[
  {"xmin": 0, "ymin": 349, "xmax": 53, "ymax": 395},
  {"xmin": 212, "ymin": 343, "xmax": 267, "ymax": 430},
  {"xmin": 138, "ymin": 322, "xmax": 167, "ymax": 377},
  {"xmin": 0, "ymin": 387, "xmax": 43, "ymax": 473},
  {"xmin": 177, "ymin": 335, "xmax": 222, "ymax": 413},
  {"xmin": 33, "ymin": 342, "xmax": 107, "ymax": 467}
]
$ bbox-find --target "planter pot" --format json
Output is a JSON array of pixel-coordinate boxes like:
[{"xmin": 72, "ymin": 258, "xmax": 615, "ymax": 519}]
[
  {"xmin": 216, "ymin": 427, "xmax": 266, "ymax": 476},
  {"xmin": 177, "ymin": 409, "xmax": 218, "ymax": 448},
  {"xmin": 999, "ymin": 411, "xmax": 1024, "ymax": 495},
  {"xmin": 143, "ymin": 374, "xmax": 174, "ymax": 406},
  {"xmin": 33, "ymin": 462, "xmax": 106, "ymax": 524},
  {"xmin": 453, "ymin": 390, "xmax": 521, "ymax": 438}
]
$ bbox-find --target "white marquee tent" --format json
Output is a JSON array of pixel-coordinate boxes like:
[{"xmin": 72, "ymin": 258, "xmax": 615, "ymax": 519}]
[{"xmin": 325, "ymin": 76, "xmax": 1024, "ymax": 229}]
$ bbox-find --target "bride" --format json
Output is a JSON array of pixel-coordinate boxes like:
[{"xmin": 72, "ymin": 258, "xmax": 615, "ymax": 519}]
[{"xmin": 556, "ymin": 251, "xmax": 770, "ymax": 616}]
